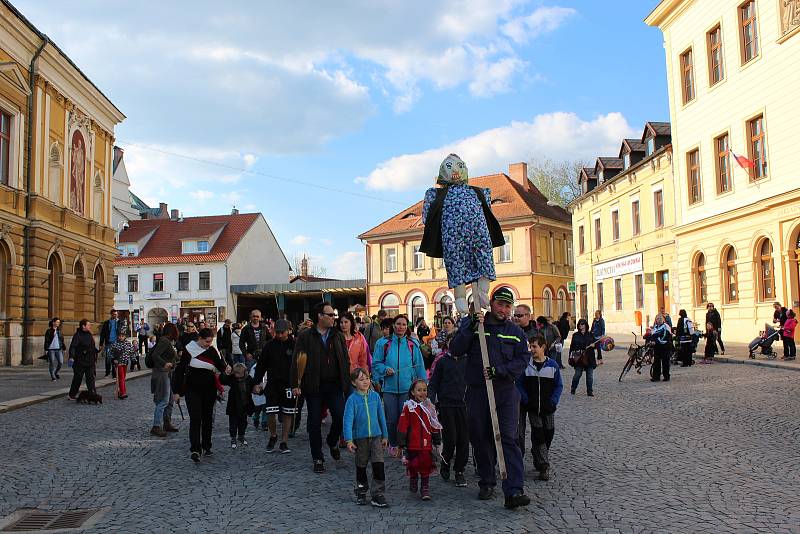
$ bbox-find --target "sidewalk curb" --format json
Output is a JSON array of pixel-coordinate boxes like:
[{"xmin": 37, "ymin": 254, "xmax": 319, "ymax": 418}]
[
  {"xmin": 0, "ymin": 369, "xmax": 151, "ymax": 414},
  {"xmin": 695, "ymin": 355, "xmax": 800, "ymax": 372}
]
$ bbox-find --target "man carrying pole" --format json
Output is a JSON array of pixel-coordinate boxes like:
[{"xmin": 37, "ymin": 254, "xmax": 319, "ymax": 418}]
[{"xmin": 449, "ymin": 287, "xmax": 531, "ymax": 509}]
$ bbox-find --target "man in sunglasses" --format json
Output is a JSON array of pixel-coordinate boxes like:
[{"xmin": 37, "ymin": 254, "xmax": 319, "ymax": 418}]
[
  {"xmin": 240, "ymin": 310, "xmax": 271, "ymax": 370},
  {"xmin": 512, "ymin": 304, "xmax": 539, "ymax": 341},
  {"xmin": 291, "ymin": 302, "xmax": 350, "ymax": 473}
]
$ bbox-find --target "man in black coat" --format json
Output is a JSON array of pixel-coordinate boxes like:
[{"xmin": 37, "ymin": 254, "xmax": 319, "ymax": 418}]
[
  {"xmin": 705, "ymin": 303, "xmax": 724, "ymax": 355},
  {"xmin": 239, "ymin": 310, "xmax": 271, "ymax": 370},
  {"xmin": 68, "ymin": 320, "xmax": 98, "ymax": 398},
  {"xmin": 217, "ymin": 319, "xmax": 233, "ymax": 364}
]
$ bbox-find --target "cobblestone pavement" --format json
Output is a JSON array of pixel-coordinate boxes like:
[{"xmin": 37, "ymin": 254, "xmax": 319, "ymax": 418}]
[{"xmin": 0, "ymin": 352, "xmax": 798, "ymax": 533}]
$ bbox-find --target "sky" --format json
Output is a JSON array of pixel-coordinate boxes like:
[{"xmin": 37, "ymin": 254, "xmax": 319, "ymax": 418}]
[{"xmin": 16, "ymin": 0, "xmax": 667, "ymax": 279}]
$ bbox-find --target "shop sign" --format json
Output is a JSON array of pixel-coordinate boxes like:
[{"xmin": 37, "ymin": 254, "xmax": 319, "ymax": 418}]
[
  {"xmin": 567, "ymin": 281, "xmax": 577, "ymax": 293},
  {"xmin": 181, "ymin": 300, "xmax": 215, "ymax": 307},
  {"xmin": 144, "ymin": 292, "xmax": 171, "ymax": 300},
  {"xmin": 594, "ymin": 253, "xmax": 643, "ymax": 281}
]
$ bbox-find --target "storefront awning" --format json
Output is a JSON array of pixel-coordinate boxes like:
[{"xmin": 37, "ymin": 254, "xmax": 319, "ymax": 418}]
[{"xmin": 231, "ymin": 279, "xmax": 366, "ymax": 297}]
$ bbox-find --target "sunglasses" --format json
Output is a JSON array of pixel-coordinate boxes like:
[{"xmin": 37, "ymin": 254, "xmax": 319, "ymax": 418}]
[
  {"xmin": 513, "ymin": 314, "xmax": 529, "ymax": 318},
  {"xmin": 321, "ymin": 312, "xmax": 336, "ymax": 317}
]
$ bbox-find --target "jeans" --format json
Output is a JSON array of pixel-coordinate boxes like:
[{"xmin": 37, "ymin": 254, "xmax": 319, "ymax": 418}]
[
  {"xmin": 152, "ymin": 371, "xmax": 173, "ymax": 426},
  {"xmin": 549, "ymin": 347, "xmax": 563, "ymax": 368},
  {"xmin": 571, "ymin": 366, "xmax": 594, "ymax": 393},
  {"xmin": 715, "ymin": 329, "xmax": 725, "ymax": 353},
  {"xmin": 69, "ymin": 364, "xmax": 96, "ymax": 397},
  {"xmin": 48, "ymin": 349, "xmax": 63, "ymax": 379},
  {"xmin": 104, "ymin": 347, "xmax": 116, "ymax": 377},
  {"xmin": 232, "ymin": 353, "xmax": 245, "ymax": 365},
  {"xmin": 305, "ymin": 384, "xmax": 345, "ymax": 462},
  {"xmin": 382, "ymin": 392, "xmax": 404, "ymax": 446}
]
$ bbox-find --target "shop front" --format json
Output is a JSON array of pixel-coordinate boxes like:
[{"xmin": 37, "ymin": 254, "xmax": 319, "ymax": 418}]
[{"xmin": 180, "ymin": 300, "xmax": 225, "ymax": 328}]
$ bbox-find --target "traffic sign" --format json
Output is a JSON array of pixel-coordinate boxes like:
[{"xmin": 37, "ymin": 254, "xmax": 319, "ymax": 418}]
[
  {"xmin": 128, "ymin": 294, "xmax": 133, "ymax": 305},
  {"xmin": 567, "ymin": 281, "xmax": 576, "ymax": 293}
]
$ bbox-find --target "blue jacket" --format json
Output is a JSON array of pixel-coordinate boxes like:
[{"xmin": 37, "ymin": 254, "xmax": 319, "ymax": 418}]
[
  {"xmin": 448, "ymin": 314, "xmax": 530, "ymax": 389},
  {"xmin": 590, "ymin": 317, "xmax": 605, "ymax": 339},
  {"xmin": 372, "ymin": 335, "xmax": 426, "ymax": 394},
  {"xmin": 516, "ymin": 357, "xmax": 563, "ymax": 415},
  {"xmin": 343, "ymin": 389, "xmax": 388, "ymax": 442},
  {"xmin": 648, "ymin": 323, "xmax": 671, "ymax": 345}
]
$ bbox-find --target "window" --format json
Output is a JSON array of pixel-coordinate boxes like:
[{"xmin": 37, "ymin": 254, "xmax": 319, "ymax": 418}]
[
  {"xmin": 680, "ymin": 48, "xmax": 695, "ymax": 104},
  {"xmin": 724, "ymin": 246, "xmax": 738, "ymax": 303},
  {"xmin": 411, "ymin": 296, "xmax": 425, "ymax": 321},
  {"xmin": 0, "ymin": 110, "xmax": 10, "ymax": 186},
  {"xmin": 695, "ymin": 253, "xmax": 708, "ymax": 305},
  {"xmin": 654, "ymin": 190, "xmax": 664, "ymax": 228},
  {"xmin": 437, "ymin": 258, "xmax": 444, "ymax": 269},
  {"xmin": 631, "ymin": 200, "xmax": 641, "ymax": 236},
  {"xmin": 566, "ymin": 240, "xmax": 573, "ymax": 267},
  {"xmin": 707, "ymin": 25, "xmax": 724, "ymax": 85},
  {"xmin": 623, "ymin": 152, "xmax": 631, "ymax": 170},
  {"xmin": 739, "ymin": 1, "xmax": 759, "ymax": 64},
  {"xmin": 594, "ymin": 218, "xmax": 602, "ymax": 249},
  {"xmin": 47, "ymin": 255, "xmax": 62, "ymax": 318},
  {"xmin": 748, "ymin": 115, "xmax": 767, "ymax": 180},
  {"xmin": 543, "ymin": 287, "xmax": 553, "ymax": 318},
  {"xmin": 611, "ymin": 210, "xmax": 620, "ymax": 242},
  {"xmin": 178, "ymin": 272, "xmax": 189, "ymax": 291},
  {"xmin": 635, "ymin": 274, "xmax": 644, "ymax": 309},
  {"xmin": 438, "ymin": 294, "xmax": 453, "ymax": 317},
  {"xmin": 597, "ymin": 282, "xmax": 604, "ymax": 312},
  {"xmin": 498, "ymin": 234, "xmax": 512, "ymax": 263},
  {"xmin": 153, "ymin": 273, "xmax": 164, "ymax": 292},
  {"xmin": 199, "ymin": 271, "xmax": 211, "ymax": 291},
  {"xmin": 381, "ymin": 293, "xmax": 400, "ymax": 317},
  {"xmin": 385, "ymin": 248, "xmax": 397, "ymax": 272},
  {"xmin": 127, "ymin": 274, "xmax": 138, "ymax": 293},
  {"xmin": 557, "ymin": 288, "xmax": 567, "ymax": 315},
  {"xmin": 113, "ymin": 275, "xmax": 118, "ymax": 294},
  {"xmin": 597, "ymin": 171, "xmax": 604, "ymax": 183},
  {"xmin": 646, "ymin": 136, "xmax": 655, "ymax": 156},
  {"xmin": 687, "ymin": 149, "xmax": 702, "ymax": 204},
  {"xmin": 197, "ymin": 240, "xmax": 209, "ymax": 253},
  {"xmin": 116, "ymin": 245, "xmax": 125, "ymax": 256},
  {"xmin": 412, "ymin": 245, "xmax": 424, "ymax": 270},
  {"xmin": 119, "ymin": 244, "xmax": 137, "ymax": 257},
  {"xmin": 715, "ymin": 133, "xmax": 731, "ymax": 193},
  {"xmin": 614, "ymin": 278, "xmax": 623, "ymax": 311},
  {"xmin": 182, "ymin": 241, "xmax": 196, "ymax": 254},
  {"xmin": 578, "ymin": 225, "xmax": 585, "ymax": 255},
  {"xmin": 758, "ymin": 239, "xmax": 775, "ymax": 301}
]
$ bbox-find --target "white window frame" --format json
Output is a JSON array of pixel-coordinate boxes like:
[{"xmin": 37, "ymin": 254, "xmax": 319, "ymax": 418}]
[
  {"xmin": 182, "ymin": 240, "xmax": 197, "ymax": 254},
  {"xmin": 0, "ymin": 94, "xmax": 23, "ymax": 189},
  {"xmin": 499, "ymin": 233, "xmax": 513, "ymax": 263},
  {"xmin": 543, "ymin": 287, "xmax": 553, "ymax": 318},
  {"xmin": 412, "ymin": 245, "xmax": 424, "ymax": 270},
  {"xmin": 646, "ymin": 136, "xmax": 655, "ymax": 156},
  {"xmin": 178, "ymin": 271, "xmax": 189, "ymax": 291},
  {"xmin": 614, "ymin": 277, "xmax": 623, "ymax": 311},
  {"xmin": 152, "ymin": 273, "xmax": 164, "ymax": 292},
  {"xmin": 197, "ymin": 240, "xmax": 209, "ymax": 253},
  {"xmin": 198, "ymin": 271, "xmax": 211, "ymax": 291},
  {"xmin": 611, "ymin": 207, "xmax": 620, "ymax": 242},
  {"xmin": 127, "ymin": 274, "xmax": 138, "ymax": 293},
  {"xmin": 623, "ymin": 153, "xmax": 631, "ymax": 170},
  {"xmin": 385, "ymin": 248, "xmax": 397, "ymax": 273}
]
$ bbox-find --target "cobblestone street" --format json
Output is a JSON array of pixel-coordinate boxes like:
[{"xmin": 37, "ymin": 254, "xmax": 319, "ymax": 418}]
[{"xmin": 1, "ymin": 351, "xmax": 798, "ymax": 533}]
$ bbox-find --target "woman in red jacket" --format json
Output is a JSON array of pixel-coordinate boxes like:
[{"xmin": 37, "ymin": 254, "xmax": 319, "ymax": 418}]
[
  {"xmin": 397, "ymin": 379, "xmax": 442, "ymax": 500},
  {"xmin": 782, "ymin": 309, "xmax": 797, "ymax": 361},
  {"xmin": 339, "ymin": 312, "xmax": 370, "ymax": 373}
]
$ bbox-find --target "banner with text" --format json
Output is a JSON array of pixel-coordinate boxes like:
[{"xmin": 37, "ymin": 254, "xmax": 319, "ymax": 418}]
[{"xmin": 594, "ymin": 253, "xmax": 643, "ymax": 281}]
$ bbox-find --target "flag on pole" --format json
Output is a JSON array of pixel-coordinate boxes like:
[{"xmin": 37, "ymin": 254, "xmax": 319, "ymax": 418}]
[{"xmin": 730, "ymin": 149, "xmax": 755, "ymax": 169}]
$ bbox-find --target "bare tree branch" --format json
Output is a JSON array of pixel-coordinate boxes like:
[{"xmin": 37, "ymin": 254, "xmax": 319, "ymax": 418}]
[
  {"xmin": 527, "ymin": 157, "xmax": 590, "ymax": 207},
  {"xmin": 290, "ymin": 252, "xmax": 327, "ymax": 278}
]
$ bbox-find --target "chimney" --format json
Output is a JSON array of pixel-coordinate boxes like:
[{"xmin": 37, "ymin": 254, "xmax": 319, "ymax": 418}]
[
  {"xmin": 300, "ymin": 255, "xmax": 309, "ymax": 277},
  {"xmin": 508, "ymin": 162, "xmax": 530, "ymax": 192},
  {"xmin": 170, "ymin": 209, "xmax": 180, "ymax": 221},
  {"xmin": 231, "ymin": 207, "xmax": 239, "ymax": 215},
  {"xmin": 158, "ymin": 202, "xmax": 168, "ymax": 218}
]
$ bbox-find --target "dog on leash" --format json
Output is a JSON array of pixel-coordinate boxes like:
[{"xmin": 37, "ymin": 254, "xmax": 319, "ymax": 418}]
[{"xmin": 76, "ymin": 390, "xmax": 103, "ymax": 404}]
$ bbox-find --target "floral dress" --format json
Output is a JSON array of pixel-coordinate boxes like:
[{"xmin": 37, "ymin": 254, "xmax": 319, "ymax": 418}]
[{"xmin": 423, "ymin": 184, "xmax": 496, "ymax": 288}]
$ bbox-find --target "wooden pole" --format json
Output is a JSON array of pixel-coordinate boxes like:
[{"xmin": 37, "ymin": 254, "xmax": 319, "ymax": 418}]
[{"xmin": 477, "ymin": 318, "xmax": 507, "ymax": 480}]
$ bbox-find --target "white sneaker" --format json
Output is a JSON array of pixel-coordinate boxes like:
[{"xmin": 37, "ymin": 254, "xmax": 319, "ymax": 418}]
[
  {"xmin": 231, "ymin": 440, "xmax": 237, "ymax": 449},
  {"xmin": 240, "ymin": 439, "xmax": 248, "ymax": 446}
]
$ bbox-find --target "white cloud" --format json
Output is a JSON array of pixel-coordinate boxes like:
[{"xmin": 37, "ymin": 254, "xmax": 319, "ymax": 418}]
[
  {"xmin": 468, "ymin": 56, "xmax": 526, "ymax": 97},
  {"xmin": 502, "ymin": 6, "xmax": 577, "ymax": 44},
  {"xmin": 356, "ymin": 112, "xmax": 636, "ymax": 191},
  {"xmin": 189, "ymin": 190, "xmax": 214, "ymax": 201},
  {"xmin": 329, "ymin": 251, "xmax": 365, "ymax": 279},
  {"xmin": 320, "ymin": 239, "xmax": 334, "ymax": 247},
  {"xmin": 291, "ymin": 235, "xmax": 312, "ymax": 245}
]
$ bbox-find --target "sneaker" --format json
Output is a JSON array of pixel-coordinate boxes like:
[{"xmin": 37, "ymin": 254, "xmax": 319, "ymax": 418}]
[
  {"xmin": 440, "ymin": 462, "xmax": 451, "ymax": 481},
  {"xmin": 478, "ymin": 485, "xmax": 495, "ymax": 500},
  {"xmin": 409, "ymin": 476, "xmax": 419, "ymax": 494},
  {"xmin": 231, "ymin": 439, "xmax": 237, "ymax": 449},
  {"xmin": 190, "ymin": 452, "xmax": 200, "ymax": 463},
  {"xmin": 587, "ymin": 391, "xmax": 594, "ymax": 397},
  {"xmin": 266, "ymin": 436, "xmax": 277, "ymax": 453},
  {"xmin": 356, "ymin": 492, "xmax": 367, "ymax": 506},
  {"xmin": 202, "ymin": 448, "xmax": 213, "ymax": 457},
  {"xmin": 329, "ymin": 444, "xmax": 341, "ymax": 461},
  {"xmin": 51, "ymin": 377, "xmax": 57, "ymax": 381},
  {"xmin": 538, "ymin": 467, "xmax": 550, "ymax": 481},
  {"xmin": 454, "ymin": 472, "xmax": 467, "ymax": 487},
  {"xmin": 504, "ymin": 493, "xmax": 531, "ymax": 509},
  {"xmin": 387, "ymin": 446, "xmax": 397, "ymax": 458},
  {"xmin": 55, "ymin": 373, "xmax": 60, "ymax": 380},
  {"xmin": 570, "ymin": 389, "xmax": 575, "ymax": 395},
  {"xmin": 313, "ymin": 460, "xmax": 325, "ymax": 473},
  {"xmin": 239, "ymin": 439, "xmax": 248, "ymax": 447},
  {"xmin": 370, "ymin": 494, "xmax": 388, "ymax": 508},
  {"xmin": 279, "ymin": 442, "xmax": 291, "ymax": 454}
]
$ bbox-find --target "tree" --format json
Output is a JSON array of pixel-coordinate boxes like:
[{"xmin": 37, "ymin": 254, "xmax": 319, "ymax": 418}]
[
  {"xmin": 291, "ymin": 253, "xmax": 327, "ymax": 278},
  {"xmin": 527, "ymin": 157, "xmax": 590, "ymax": 207}
]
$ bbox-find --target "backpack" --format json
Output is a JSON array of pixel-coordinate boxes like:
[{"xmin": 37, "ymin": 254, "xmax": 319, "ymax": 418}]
[{"xmin": 145, "ymin": 351, "xmax": 154, "ymax": 368}]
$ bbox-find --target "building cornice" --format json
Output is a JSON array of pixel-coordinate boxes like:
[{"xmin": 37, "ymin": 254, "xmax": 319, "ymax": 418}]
[{"xmin": 645, "ymin": 0, "xmax": 694, "ymax": 29}]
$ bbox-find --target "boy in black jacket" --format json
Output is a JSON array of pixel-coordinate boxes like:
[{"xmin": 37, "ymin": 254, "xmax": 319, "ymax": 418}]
[
  {"xmin": 220, "ymin": 363, "xmax": 256, "ymax": 449},
  {"xmin": 254, "ymin": 320, "xmax": 296, "ymax": 453},
  {"xmin": 427, "ymin": 337, "xmax": 468, "ymax": 488}
]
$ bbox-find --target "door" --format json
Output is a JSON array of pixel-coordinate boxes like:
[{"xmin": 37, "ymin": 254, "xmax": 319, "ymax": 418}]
[
  {"xmin": 579, "ymin": 284, "xmax": 588, "ymax": 320},
  {"xmin": 656, "ymin": 270, "xmax": 670, "ymax": 313}
]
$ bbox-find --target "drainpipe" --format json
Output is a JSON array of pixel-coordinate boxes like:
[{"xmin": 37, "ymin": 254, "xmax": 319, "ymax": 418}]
[{"xmin": 21, "ymin": 36, "xmax": 49, "ymax": 365}]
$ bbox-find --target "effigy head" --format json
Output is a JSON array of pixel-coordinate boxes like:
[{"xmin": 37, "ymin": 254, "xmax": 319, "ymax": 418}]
[{"xmin": 438, "ymin": 153, "xmax": 468, "ymax": 185}]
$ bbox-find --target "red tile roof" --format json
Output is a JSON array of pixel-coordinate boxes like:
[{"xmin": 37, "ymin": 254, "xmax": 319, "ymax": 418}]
[
  {"xmin": 115, "ymin": 213, "xmax": 260, "ymax": 266},
  {"xmin": 358, "ymin": 173, "xmax": 569, "ymax": 239}
]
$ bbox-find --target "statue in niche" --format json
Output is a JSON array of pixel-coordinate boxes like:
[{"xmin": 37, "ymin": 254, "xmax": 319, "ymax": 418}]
[
  {"xmin": 782, "ymin": 0, "xmax": 800, "ymax": 35},
  {"xmin": 69, "ymin": 130, "xmax": 86, "ymax": 216}
]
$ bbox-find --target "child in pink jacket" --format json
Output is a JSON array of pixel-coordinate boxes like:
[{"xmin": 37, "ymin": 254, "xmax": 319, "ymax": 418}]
[{"xmin": 782, "ymin": 310, "xmax": 797, "ymax": 361}]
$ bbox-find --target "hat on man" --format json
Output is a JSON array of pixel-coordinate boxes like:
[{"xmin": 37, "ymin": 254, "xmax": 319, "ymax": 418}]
[
  {"xmin": 275, "ymin": 319, "xmax": 290, "ymax": 333},
  {"xmin": 491, "ymin": 287, "xmax": 515, "ymax": 305}
]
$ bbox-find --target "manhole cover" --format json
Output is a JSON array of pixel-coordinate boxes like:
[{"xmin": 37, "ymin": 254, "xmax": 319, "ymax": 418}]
[{"xmin": 0, "ymin": 508, "xmax": 102, "ymax": 532}]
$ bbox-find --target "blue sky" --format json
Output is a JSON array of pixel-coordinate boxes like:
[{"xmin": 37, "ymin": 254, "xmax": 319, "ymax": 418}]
[{"xmin": 17, "ymin": 0, "xmax": 667, "ymax": 278}]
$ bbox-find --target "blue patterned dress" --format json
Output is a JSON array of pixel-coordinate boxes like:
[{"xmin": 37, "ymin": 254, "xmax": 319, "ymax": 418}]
[{"xmin": 422, "ymin": 184, "xmax": 496, "ymax": 288}]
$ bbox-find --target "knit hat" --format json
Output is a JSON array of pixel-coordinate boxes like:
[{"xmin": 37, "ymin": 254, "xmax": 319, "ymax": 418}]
[
  {"xmin": 491, "ymin": 287, "xmax": 515, "ymax": 305},
  {"xmin": 275, "ymin": 319, "xmax": 290, "ymax": 333}
]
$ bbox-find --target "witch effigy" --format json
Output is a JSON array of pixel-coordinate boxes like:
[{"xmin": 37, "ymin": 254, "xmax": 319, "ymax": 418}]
[{"xmin": 420, "ymin": 154, "xmax": 505, "ymax": 314}]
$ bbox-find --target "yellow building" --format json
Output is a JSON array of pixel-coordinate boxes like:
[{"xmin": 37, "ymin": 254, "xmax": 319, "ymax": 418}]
[
  {"xmin": 358, "ymin": 163, "xmax": 573, "ymax": 322},
  {"xmin": 0, "ymin": 1, "xmax": 125, "ymax": 364},
  {"xmin": 647, "ymin": 0, "xmax": 800, "ymax": 342},
  {"xmin": 569, "ymin": 123, "xmax": 677, "ymax": 332}
]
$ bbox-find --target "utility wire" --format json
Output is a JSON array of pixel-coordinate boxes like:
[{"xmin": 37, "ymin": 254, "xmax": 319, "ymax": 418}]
[{"xmin": 116, "ymin": 139, "xmax": 407, "ymax": 206}]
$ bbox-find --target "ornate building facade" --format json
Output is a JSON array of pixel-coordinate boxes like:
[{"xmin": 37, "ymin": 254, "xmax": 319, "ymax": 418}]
[{"xmin": 0, "ymin": 0, "xmax": 125, "ymax": 364}]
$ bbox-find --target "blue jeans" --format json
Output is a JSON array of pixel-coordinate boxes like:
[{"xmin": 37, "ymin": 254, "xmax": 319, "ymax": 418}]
[
  {"xmin": 571, "ymin": 366, "xmax": 594, "ymax": 394},
  {"xmin": 383, "ymin": 392, "xmax": 404, "ymax": 446},
  {"xmin": 152, "ymin": 371, "xmax": 173, "ymax": 426},
  {"xmin": 48, "ymin": 349, "xmax": 63, "ymax": 378},
  {"xmin": 232, "ymin": 353, "xmax": 245, "ymax": 365}
]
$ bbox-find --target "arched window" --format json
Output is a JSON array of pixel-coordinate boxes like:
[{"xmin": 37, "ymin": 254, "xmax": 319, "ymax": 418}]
[
  {"xmin": 758, "ymin": 238, "xmax": 775, "ymax": 302},
  {"xmin": 0, "ymin": 241, "xmax": 9, "ymax": 318},
  {"xmin": 380, "ymin": 293, "xmax": 400, "ymax": 317},
  {"xmin": 94, "ymin": 265, "xmax": 104, "ymax": 322},
  {"xmin": 411, "ymin": 296, "xmax": 425, "ymax": 322},
  {"xmin": 47, "ymin": 254, "xmax": 62, "ymax": 318},
  {"xmin": 723, "ymin": 246, "xmax": 738, "ymax": 304},
  {"xmin": 74, "ymin": 261, "xmax": 85, "ymax": 320},
  {"xmin": 543, "ymin": 287, "xmax": 553, "ymax": 318},
  {"xmin": 557, "ymin": 288, "xmax": 567, "ymax": 316},
  {"xmin": 695, "ymin": 253, "xmax": 707, "ymax": 305},
  {"xmin": 439, "ymin": 295, "xmax": 453, "ymax": 317},
  {"xmin": 48, "ymin": 143, "xmax": 62, "ymax": 203}
]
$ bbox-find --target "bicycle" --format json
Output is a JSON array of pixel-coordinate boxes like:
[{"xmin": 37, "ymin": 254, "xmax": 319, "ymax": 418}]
[{"xmin": 619, "ymin": 332, "xmax": 656, "ymax": 382}]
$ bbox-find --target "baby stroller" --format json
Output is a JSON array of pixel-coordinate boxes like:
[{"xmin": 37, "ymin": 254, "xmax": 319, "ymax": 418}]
[{"xmin": 748, "ymin": 324, "xmax": 780, "ymax": 360}]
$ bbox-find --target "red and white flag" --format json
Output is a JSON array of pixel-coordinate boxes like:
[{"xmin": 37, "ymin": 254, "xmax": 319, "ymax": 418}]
[{"xmin": 729, "ymin": 149, "xmax": 755, "ymax": 169}]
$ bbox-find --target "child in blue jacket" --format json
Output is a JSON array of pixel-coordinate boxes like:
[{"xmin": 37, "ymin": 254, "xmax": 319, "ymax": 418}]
[
  {"xmin": 518, "ymin": 335, "xmax": 563, "ymax": 481},
  {"xmin": 343, "ymin": 368, "xmax": 389, "ymax": 507}
]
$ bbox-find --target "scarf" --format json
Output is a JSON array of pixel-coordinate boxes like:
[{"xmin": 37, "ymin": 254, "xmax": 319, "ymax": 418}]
[
  {"xmin": 403, "ymin": 398, "xmax": 443, "ymax": 433},
  {"xmin": 186, "ymin": 341, "xmax": 218, "ymax": 371}
]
